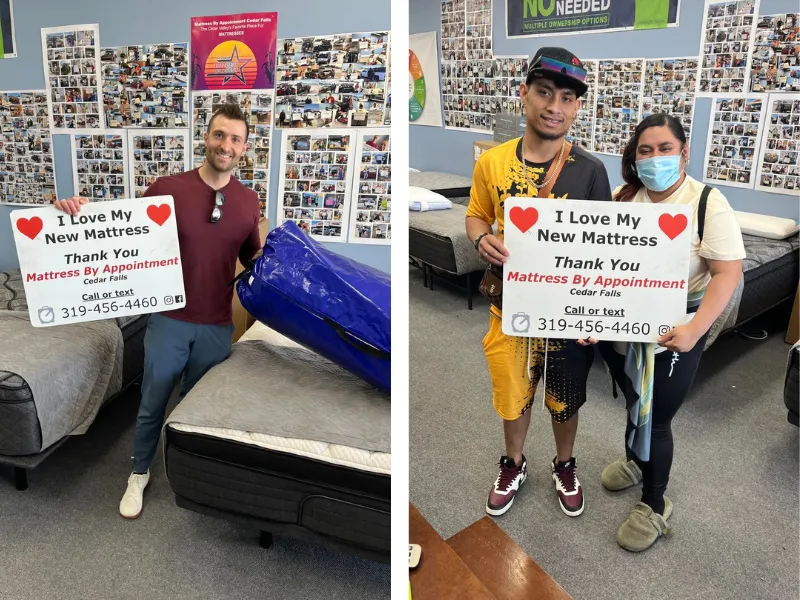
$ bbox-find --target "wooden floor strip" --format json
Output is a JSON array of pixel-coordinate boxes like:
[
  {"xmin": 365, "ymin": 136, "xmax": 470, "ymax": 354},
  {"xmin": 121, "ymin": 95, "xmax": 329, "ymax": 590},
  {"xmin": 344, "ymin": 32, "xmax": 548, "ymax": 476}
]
[
  {"xmin": 446, "ymin": 516, "xmax": 574, "ymax": 600},
  {"xmin": 409, "ymin": 504, "xmax": 496, "ymax": 600}
]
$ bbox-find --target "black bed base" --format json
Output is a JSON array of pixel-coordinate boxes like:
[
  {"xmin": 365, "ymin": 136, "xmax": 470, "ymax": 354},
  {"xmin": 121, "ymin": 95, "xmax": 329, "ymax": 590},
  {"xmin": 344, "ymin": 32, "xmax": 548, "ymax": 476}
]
[
  {"xmin": 174, "ymin": 495, "xmax": 390, "ymax": 564},
  {"xmin": 165, "ymin": 430, "xmax": 390, "ymax": 563}
]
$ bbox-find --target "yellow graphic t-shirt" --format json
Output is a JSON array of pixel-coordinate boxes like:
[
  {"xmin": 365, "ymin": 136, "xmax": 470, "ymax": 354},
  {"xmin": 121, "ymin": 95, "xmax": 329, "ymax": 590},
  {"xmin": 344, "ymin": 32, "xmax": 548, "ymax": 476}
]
[{"xmin": 467, "ymin": 137, "xmax": 613, "ymax": 241}]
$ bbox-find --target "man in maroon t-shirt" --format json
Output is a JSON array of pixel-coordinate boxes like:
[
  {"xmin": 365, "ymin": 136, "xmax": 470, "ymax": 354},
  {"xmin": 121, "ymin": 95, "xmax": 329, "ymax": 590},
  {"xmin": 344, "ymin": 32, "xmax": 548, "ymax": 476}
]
[{"xmin": 54, "ymin": 103, "xmax": 262, "ymax": 519}]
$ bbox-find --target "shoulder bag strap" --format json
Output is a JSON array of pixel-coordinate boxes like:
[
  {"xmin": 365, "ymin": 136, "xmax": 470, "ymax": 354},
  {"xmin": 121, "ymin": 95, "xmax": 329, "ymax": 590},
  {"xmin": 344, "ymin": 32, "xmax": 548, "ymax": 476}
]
[
  {"xmin": 698, "ymin": 184, "xmax": 712, "ymax": 243},
  {"xmin": 536, "ymin": 141, "xmax": 573, "ymax": 199}
]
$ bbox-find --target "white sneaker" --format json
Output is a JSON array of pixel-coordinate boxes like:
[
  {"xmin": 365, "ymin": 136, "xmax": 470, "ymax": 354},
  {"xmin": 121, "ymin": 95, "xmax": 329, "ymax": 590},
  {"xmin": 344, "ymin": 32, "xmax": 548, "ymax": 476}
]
[{"xmin": 119, "ymin": 471, "xmax": 150, "ymax": 519}]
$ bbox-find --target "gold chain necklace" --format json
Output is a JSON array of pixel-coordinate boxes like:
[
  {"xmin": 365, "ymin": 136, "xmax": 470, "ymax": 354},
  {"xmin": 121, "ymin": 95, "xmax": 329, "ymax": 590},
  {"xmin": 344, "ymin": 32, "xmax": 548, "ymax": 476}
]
[{"xmin": 522, "ymin": 137, "xmax": 566, "ymax": 194}]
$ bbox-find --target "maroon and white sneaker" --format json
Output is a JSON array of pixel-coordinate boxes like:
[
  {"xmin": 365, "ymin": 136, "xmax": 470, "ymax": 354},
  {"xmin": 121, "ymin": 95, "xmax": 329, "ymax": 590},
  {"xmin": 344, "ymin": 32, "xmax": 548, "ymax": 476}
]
[
  {"xmin": 486, "ymin": 455, "xmax": 527, "ymax": 516},
  {"xmin": 551, "ymin": 457, "xmax": 584, "ymax": 517}
]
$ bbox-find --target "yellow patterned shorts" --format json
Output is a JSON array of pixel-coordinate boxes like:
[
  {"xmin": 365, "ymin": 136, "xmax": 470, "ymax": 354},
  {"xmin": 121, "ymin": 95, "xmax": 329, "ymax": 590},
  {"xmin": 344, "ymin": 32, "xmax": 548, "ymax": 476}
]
[{"xmin": 482, "ymin": 313, "xmax": 595, "ymax": 422}]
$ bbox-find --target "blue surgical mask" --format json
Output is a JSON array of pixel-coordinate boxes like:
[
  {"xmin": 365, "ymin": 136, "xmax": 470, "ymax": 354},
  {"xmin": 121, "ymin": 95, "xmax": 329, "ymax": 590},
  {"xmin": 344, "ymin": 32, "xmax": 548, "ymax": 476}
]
[{"xmin": 635, "ymin": 155, "xmax": 683, "ymax": 192}]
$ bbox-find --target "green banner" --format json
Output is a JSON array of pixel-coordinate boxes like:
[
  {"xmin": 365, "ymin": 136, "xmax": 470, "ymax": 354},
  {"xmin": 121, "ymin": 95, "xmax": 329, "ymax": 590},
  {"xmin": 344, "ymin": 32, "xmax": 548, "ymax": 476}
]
[
  {"xmin": 506, "ymin": 0, "xmax": 680, "ymax": 38},
  {"xmin": 633, "ymin": 0, "xmax": 669, "ymax": 30}
]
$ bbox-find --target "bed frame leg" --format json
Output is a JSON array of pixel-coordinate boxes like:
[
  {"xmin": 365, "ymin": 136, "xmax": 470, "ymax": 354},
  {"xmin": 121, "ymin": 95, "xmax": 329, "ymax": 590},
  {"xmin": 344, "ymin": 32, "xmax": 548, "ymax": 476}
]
[
  {"xmin": 422, "ymin": 263, "xmax": 429, "ymax": 288},
  {"xmin": 14, "ymin": 467, "xmax": 28, "ymax": 491},
  {"xmin": 259, "ymin": 531, "xmax": 273, "ymax": 549},
  {"xmin": 466, "ymin": 272, "xmax": 473, "ymax": 310},
  {"xmin": 429, "ymin": 267, "xmax": 435, "ymax": 291}
]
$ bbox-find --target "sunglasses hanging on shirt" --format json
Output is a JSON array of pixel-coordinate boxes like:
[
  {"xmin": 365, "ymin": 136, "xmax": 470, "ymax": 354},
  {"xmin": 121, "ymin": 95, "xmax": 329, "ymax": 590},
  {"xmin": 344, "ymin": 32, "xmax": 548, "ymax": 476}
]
[{"xmin": 211, "ymin": 190, "xmax": 225, "ymax": 223}]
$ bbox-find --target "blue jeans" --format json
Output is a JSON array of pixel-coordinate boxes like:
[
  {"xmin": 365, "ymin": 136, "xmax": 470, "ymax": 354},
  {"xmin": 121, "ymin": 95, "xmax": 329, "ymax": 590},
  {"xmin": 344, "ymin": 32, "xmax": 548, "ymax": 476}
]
[{"xmin": 132, "ymin": 313, "xmax": 234, "ymax": 473}]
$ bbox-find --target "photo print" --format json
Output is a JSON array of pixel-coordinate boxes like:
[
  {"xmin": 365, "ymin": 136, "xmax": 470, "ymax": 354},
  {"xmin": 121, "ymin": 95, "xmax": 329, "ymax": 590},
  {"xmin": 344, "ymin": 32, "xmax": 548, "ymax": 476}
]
[
  {"xmin": 594, "ymin": 58, "xmax": 645, "ymax": 155},
  {"xmin": 703, "ymin": 92, "xmax": 768, "ymax": 189},
  {"xmin": 466, "ymin": 0, "xmax": 492, "ymax": 61},
  {"xmin": 275, "ymin": 31, "xmax": 389, "ymax": 129},
  {"xmin": 441, "ymin": 55, "xmax": 527, "ymax": 133},
  {"xmin": 192, "ymin": 90, "xmax": 274, "ymax": 216},
  {"xmin": 127, "ymin": 130, "xmax": 190, "ymax": 198},
  {"xmin": 277, "ymin": 129, "xmax": 355, "ymax": 242},
  {"xmin": 568, "ymin": 59, "xmax": 598, "ymax": 151},
  {"xmin": 41, "ymin": 23, "xmax": 103, "ymax": 131},
  {"xmin": 749, "ymin": 13, "xmax": 800, "ymax": 93},
  {"xmin": 697, "ymin": 0, "xmax": 757, "ymax": 96},
  {"xmin": 349, "ymin": 130, "xmax": 391, "ymax": 244},
  {"xmin": 0, "ymin": 91, "xmax": 57, "ymax": 206},
  {"xmin": 643, "ymin": 57, "xmax": 699, "ymax": 142},
  {"xmin": 70, "ymin": 131, "xmax": 129, "ymax": 200},
  {"xmin": 100, "ymin": 43, "xmax": 189, "ymax": 128},
  {"xmin": 754, "ymin": 93, "xmax": 800, "ymax": 194}
]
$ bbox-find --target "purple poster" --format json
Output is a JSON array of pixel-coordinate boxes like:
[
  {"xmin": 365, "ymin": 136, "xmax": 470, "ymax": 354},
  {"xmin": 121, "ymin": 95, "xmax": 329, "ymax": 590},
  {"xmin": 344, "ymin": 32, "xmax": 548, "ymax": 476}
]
[{"xmin": 190, "ymin": 12, "xmax": 277, "ymax": 91}]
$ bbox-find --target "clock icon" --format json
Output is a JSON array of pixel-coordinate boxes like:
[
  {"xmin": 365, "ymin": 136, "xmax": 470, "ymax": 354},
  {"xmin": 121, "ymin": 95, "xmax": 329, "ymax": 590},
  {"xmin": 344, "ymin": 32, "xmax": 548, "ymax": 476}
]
[{"xmin": 38, "ymin": 306, "xmax": 55, "ymax": 325}]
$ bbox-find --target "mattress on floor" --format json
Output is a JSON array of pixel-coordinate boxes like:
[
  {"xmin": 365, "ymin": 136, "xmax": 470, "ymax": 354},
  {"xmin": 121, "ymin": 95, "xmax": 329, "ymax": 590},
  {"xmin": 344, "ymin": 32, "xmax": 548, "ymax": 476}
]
[
  {"xmin": 737, "ymin": 234, "xmax": 799, "ymax": 323},
  {"xmin": 0, "ymin": 269, "xmax": 147, "ymax": 456},
  {"xmin": 163, "ymin": 321, "xmax": 391, "ymax": 555}
]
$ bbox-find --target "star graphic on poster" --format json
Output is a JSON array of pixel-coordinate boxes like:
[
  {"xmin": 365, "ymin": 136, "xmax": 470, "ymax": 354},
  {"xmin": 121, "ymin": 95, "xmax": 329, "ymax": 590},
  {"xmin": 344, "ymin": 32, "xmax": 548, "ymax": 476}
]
[{"xmin": 207, "ymin": 45, "xmax": 253, "ymax": 85}]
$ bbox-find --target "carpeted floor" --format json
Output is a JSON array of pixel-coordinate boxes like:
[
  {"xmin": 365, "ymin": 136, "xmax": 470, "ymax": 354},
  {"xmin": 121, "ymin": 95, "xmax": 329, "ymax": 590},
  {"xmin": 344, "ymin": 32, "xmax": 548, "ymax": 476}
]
[
  {"xmin": 0, "ymin": 384, "xmax": 390, "ymax": 600},
  {"xmin": 409, "ymin": 266, "xmax": 799, "ymax": 600}
]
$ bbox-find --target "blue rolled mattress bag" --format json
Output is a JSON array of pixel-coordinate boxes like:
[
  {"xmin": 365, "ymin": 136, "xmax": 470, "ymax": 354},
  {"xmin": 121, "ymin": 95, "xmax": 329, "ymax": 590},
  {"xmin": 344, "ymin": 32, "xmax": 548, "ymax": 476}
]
[{"xmin": 237, "ymin": 221, "xmax": 391, "ymax": 393}]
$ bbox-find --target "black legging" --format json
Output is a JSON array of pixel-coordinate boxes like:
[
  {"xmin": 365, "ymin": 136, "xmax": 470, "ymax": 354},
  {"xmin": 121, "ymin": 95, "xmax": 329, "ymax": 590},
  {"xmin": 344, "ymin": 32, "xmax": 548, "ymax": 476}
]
[{"xmin": 599, "ymin": 333, "xmax": 708, "ymax": 508}]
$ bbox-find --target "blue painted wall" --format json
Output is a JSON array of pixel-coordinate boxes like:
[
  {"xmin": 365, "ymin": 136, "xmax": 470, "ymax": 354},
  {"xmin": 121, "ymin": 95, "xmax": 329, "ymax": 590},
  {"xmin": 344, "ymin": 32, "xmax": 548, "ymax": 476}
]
[
  {"xmin": 0, "ymin": 0, "xmax": 390, "ymax": 272},
  {"xmin": 410, "ymin": 0, "xmax": 800, "ymax": 222}
]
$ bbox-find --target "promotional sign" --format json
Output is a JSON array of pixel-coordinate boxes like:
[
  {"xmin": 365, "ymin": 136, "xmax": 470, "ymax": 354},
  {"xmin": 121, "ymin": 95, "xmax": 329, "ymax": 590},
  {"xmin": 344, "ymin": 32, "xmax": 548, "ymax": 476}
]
[
  {"xmin": 190, "ymin": 12, "xmax": 277, "ymax": 91},
  {"xmin": 501, "ymin": 198, "xmax": 692, "ymax": 343},
  {"xmin": 409, "ymin": 32, "xmax": 443, "ymax": 127},
  {"xmin": 10, "ymin": 196, "xmax": 186, "ymax": 328},
  {"xmin": 506, "ymin": 0, "xmax": 680, "ymax": 39}
]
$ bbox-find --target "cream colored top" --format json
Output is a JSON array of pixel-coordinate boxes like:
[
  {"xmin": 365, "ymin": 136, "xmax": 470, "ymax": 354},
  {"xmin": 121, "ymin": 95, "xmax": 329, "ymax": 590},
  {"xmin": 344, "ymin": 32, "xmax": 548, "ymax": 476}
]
[{"xmin": 612, "ymin": 175, "xmax": 746, "ymax": 353}]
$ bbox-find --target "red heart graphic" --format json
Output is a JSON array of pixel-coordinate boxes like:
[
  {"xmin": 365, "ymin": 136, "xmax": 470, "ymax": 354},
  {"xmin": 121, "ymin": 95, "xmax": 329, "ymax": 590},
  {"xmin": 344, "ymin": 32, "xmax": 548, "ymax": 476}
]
[
  {"xmin": 658, "ymin": 213, "xmax": 688, "ymax": 240},
  {"xmin": 147, "ymin": 204, "xmax": 171, "ymax": 226},
  {"xmin": 16, "ymin": 216, "xmax": 43, "ymax": 240},
  {"xmin": 509, "ymin": 206, "xmax": 539, "ymax": 233}
]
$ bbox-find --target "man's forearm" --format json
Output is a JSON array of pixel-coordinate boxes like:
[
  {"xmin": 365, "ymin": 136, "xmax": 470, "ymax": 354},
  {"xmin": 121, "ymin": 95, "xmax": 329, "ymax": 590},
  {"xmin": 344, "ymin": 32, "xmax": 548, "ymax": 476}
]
[{"xmin": 466, "ymin": 216, "xmax": 492, "ymax": 244}]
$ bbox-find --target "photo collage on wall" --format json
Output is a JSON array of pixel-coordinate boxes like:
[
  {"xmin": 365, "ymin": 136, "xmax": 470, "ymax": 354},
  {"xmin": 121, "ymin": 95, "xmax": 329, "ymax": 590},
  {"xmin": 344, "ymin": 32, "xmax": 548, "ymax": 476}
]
[
  {"xmin": 42, "ymin": 24, "xmax": 103, "ymax": 131},
  {"xmin": 594, "ymin": 59, "xmax": 644, "ymax": 155},
  {"xmin": 192, "ymin": 91, "xmax": 273, "ymax": 216},
  {"xmin": 466, "ymin": 0, "xmax": 492, "ymax": 61},
  {"xmin": 351, "ymin": 131, "xmax": 391, "ymax": 244},
  {"xmin": 697, "ymin": 0, "xmax": 756, "ymax": 95},
  {"xmin": 441, "ymin": 56, "xmax": 527, "ymax": 132},
  {"xmin": 275, "ymin": 32, "xmax": 389, "ymax": 129},
  {"xmin": 100, "ymin": 43, "xmax": 189, "ymax": 128},
  {"xmin": 749, "ymin": 13, "xmax": 800, "ymax": 93},
  {"xmin": 643, "ymin": 57, "xmax": 699, "ymax": 142},
  {"xmin": 703, "ymin": 93, "xmax": 767, "ymax": 189},
  {"xmin": 0, "ymin": 92, "xmax": 57, "ymax": 206},
  {"xmin": 128, "ymin": 130, "xmax": 190, "ymax": 198},
  {"xmin": 755, "ymin": 94, "xmax": 800, "ymax": 194},
  {"xmin": 569, "ymin": 60, "xmax": 598, "ymax": 151},
  {"xmin": 71, "ymin": 132, "xmax": 128, "ymax": 200},
  {"xmin": 278, "ymin": 131, "xmax": 353, "ymax": 242}
]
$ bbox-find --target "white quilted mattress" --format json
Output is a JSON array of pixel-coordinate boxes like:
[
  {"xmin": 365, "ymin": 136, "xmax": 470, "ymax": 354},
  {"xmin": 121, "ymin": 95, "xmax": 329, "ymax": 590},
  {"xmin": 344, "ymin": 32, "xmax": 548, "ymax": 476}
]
[{"xmin": 169, "ymin": 321, "xmax": 391, "ymax": 476}]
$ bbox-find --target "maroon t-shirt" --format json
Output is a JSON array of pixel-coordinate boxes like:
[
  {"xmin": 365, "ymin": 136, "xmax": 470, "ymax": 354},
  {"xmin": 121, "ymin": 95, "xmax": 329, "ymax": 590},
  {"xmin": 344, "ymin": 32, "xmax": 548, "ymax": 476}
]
[{"xmin": 144, "ymin": 168, "xmax": 261, "ymax": 325}]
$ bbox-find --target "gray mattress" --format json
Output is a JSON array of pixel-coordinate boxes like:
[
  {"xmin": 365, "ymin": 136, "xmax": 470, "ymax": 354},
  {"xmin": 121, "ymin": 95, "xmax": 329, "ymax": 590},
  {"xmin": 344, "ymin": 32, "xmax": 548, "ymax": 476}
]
[
  {"xmin": 165, "ymin": 323, "xmax": 390, "ymax": 460},
  {"xmin": 408, "ymin": 170, "xmax": 484, "ymax": 274},
  {"xmin": 736, "ymin": 233, "xmax": 799, "ymax": 324},
  {"xmin": 0, "ymin": 269, "xmax": 146, "ymax": 456},
  {"xmin": 409, "ymin": 170, "xmax": 472, "ymax": 201}
]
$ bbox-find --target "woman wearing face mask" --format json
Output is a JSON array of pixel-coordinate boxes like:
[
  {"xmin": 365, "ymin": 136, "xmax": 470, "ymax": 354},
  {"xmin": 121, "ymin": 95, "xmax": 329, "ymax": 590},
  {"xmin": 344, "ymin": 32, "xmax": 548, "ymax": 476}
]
[{"xmin": 595, "ymin": 113, "xmax": 746, "ymax": 552}]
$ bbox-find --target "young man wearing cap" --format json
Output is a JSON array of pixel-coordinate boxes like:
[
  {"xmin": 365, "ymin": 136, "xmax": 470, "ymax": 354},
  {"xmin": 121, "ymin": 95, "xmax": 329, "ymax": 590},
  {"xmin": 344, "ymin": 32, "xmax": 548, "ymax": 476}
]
[{"xmin": 466, "ymin": 47, "xmax": 612, "ymax": 518}]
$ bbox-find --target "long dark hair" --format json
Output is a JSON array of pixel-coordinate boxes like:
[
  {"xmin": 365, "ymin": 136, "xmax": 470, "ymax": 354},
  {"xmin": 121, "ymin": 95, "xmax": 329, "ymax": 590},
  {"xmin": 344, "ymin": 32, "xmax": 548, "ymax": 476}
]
[{"xmin": 616, "ymin": 113, "xmax": 687, "ymax": 201}]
